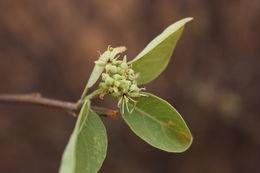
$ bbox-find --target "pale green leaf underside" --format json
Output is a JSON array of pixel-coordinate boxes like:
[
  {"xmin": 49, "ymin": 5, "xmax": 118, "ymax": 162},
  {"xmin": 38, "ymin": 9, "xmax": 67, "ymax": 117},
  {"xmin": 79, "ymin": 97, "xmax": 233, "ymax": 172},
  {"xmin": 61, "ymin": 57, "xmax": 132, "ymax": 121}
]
[
  {"xmin": 59, "ymin": 100, "xmax": 107, "ymax": 173},
  {"xmin": 130, "ymin": 17, "xmax": 193, "ymax": 85},
  {"xmin": 122, "ymin": 93, "xmax": 192, "ymax": 152},
  {"xmin": 86, "ymin": 65, "xmax": 104, "ymax": 89}
]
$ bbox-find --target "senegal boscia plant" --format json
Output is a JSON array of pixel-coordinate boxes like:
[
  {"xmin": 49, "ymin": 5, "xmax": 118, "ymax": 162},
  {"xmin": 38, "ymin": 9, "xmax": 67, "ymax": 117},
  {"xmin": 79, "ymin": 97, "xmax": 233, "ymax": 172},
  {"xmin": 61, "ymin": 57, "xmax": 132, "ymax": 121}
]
[{"xmin": 59, "ymin": 17, "xmax": 193, "ymax": 173}]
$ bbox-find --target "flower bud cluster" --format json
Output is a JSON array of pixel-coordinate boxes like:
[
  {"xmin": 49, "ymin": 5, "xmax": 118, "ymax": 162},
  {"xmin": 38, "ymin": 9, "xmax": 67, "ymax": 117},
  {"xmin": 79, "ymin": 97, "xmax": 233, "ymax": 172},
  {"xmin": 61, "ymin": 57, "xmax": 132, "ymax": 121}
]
[{"xmin": 95, "ymin": 46, "xmax": 145, "ymax": 113}]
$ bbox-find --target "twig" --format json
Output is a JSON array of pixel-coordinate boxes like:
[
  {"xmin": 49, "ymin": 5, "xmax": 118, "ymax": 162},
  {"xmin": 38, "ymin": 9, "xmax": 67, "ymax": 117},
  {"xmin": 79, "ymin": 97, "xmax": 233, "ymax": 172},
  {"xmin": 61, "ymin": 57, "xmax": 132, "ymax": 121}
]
[{"xmin": 0, "ymin": 93, "xmax": 118, "ymax": 119}]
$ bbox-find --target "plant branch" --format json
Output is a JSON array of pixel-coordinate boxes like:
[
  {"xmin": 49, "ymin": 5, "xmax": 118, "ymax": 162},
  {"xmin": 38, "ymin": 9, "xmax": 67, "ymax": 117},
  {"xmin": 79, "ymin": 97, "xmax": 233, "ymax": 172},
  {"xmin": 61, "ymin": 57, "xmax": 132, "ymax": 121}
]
[{"xmin": 0, "ymin": 93, "xmax": 118, "ymax": 119}]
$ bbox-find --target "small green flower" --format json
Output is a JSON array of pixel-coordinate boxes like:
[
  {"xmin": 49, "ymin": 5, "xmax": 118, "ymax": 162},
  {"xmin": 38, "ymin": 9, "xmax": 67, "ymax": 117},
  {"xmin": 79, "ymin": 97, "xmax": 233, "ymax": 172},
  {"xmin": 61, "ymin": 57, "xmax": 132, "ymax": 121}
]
[
  {"xmin": 113, "ymin": 80, "xmax": 120, "ymax": 88},
  {"xmin": 112, "ymin": 86, "xmax": 119, "ymax": 93},
  {"xmin": 104, "ymin": 76, "xmax": 114, "ymax": 86},
  {"xmin": 120, "ymin": 62, "xmax": 128, "ymax": 69},
  {"xmin": 102, "ymin": 73, "xmax": 109, "ymax": 80},
  {"xmin": 112, "ymin": 60, "xmax": 123, "ymax": 65},
  {"xmin": 113, "ymin": 74, "xmax": 125, "ymax": 81},
  {"xmin": 99, "ymin": 82, "xmax": 106, "ymax": 89},
  {"xmin": 129, "ymin": 84, "xmax": 139, "ymax": 92},
  {"xmin": 105, "ymin": 64, "xmax": 118, "ymax": 73}
]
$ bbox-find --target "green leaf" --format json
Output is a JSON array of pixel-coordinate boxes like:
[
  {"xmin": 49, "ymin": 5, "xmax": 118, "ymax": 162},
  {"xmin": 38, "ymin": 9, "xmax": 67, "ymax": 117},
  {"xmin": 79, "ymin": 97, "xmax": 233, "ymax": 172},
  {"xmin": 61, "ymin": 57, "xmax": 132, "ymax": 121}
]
[
  {"xmin": 59, "ymin": 100, "xmax": 108, "ymax": 173},
  {"xmin": 86, "ymin": 65, "xmax": 105, "ymax": 89},
  {"xmin": 130, "ymin": 17, "xmax": 193, "ymax": 85},
  {"xmin": 122, "ymin": 93, "xmax": 192, "ymax": 152},
  {"xmin": 79, "ymin": 64, "xmax": 104, "ymax": 101}
]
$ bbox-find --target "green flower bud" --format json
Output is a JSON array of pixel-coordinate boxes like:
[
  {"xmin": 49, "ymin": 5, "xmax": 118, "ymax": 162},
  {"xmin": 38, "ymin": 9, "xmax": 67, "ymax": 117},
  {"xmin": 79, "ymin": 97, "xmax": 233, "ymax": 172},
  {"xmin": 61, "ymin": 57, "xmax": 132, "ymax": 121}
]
[
  {"xmin": 105, "ymin": 64, "xmax": 117, "ymax": 73},
  {"xmin": 112, "ymin": 91, "xmax": 121, "ymax": 97},
  {"xmin": 108, "ymin": 47, "xmax": 114, "ymax": 52},
  {"xmin": 102, "ymin": 73, "xmax": 109, "ymax": 80},
  {"xmin": 121, "ymin": 88, "xmax": 128, "ymax": 93},
  {"xmin": 110, "ymin": 65, "xmax": 118, "ymax": 73},
  {"xmin": 120, "ymin": 62, "xmax": 128, "ymax": 69},
  {"xmin": 113, "ymin": 86, "xmax": 119, "ymax": 93},
  {"xmin": 112, "ymin": 60, "xmax": 123, "ymax": 65},
  {"xmin": 128, "ymin": 74, "xmax": 136, "ymax": 81},
  {"xmin": 112, "ymin": 74, "xmax": 121, "ymax": 80},
  {"xmin": 113, "ymin": 80, "xmax": 120, "ymax": 87},
  {"xmin": 108, "ymin": 87, "xmax": 114, "ymax": 93},
  {"xmin": 120, "ymin": 80, "xmax": 131, "ymax": 89},
  {"xmin": 105, "ymin": 64, "xmax": 112, "ymax": 71},
  {"xmin": 105, "ymin": 76, "xmax": 114, "ymax": 85},
  {"xmin": 117, "ymin": 68, "xmax": 125, "ymax": 75},
  {"xmin": 130, "ymin": 84, "xmax": 139, "ymax": 92},
  {"xmin": 127, "ymin": 69, "xmax": 134, "ymax": 75},
  {"xmin": 112, "ymin": 74, "xmax": 125, "ymax": 81},
  {"xmin": 99, "ymin": 82, "xmax": 106, "ymax": 89}
]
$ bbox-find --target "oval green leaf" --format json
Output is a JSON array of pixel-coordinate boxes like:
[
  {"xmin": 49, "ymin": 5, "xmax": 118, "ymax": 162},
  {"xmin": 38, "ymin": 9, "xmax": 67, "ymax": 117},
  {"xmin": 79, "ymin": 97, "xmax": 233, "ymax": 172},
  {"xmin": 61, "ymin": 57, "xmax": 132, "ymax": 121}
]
[
  {"xmin": 122, "ymin": 93, "xmax": 192, "ymax": 152},
  {"xmin": 130, "ymin": 17, "xmax": 193, "ymax": 85},
  {"xmin": 59, "ymin": 100, "xmax": 108, "ymax": 173}
]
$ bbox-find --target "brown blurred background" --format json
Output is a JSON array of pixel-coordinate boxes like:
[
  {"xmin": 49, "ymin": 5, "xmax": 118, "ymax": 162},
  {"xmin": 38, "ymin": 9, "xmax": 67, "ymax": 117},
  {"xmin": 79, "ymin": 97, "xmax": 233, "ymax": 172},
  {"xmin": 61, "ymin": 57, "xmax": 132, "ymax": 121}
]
[{"xmin": 0, "ymin": 0, "xmax": 259, "ymax": 173}]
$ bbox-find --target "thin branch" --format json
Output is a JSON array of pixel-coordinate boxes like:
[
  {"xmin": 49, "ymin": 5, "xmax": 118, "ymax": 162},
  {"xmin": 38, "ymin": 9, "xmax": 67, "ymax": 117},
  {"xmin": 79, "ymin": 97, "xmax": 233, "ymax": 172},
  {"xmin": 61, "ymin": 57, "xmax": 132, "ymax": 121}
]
[
  {"xmin": 0, "ymin": 93, "xmax": 118, "ymax": 119},
  {"xmin": 0, "ymin": 93, "xmax": 77, "ymax": 110}
]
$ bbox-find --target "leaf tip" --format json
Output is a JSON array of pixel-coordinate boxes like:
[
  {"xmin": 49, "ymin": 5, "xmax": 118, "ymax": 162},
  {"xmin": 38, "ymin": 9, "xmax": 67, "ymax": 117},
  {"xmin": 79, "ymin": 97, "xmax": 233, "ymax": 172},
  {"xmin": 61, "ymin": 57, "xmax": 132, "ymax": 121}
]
[
  {"xmin": 180, "ymin": 17, "xmax": 194, "ymax": 25},
  {"xmin": 180, "ymin": 130, "xmax": 193, "ymax": 143},
  {"xmin": 176, "ymin": 131, "xmax": 193, "ymax": 153},
  {"xmin": 185, "ymin": 17, "xmax": 194, "ymax": 21}
]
